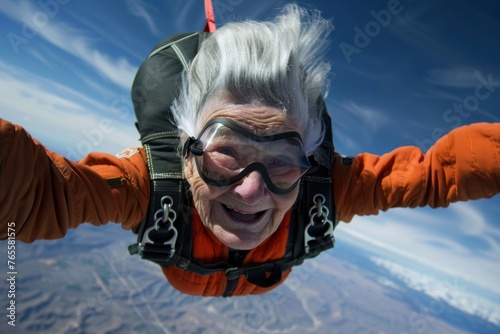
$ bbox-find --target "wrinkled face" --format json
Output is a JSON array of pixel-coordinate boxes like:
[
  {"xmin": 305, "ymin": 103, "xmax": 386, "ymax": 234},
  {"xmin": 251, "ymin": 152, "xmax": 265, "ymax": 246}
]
[{"xmin": 184, "ymin": 103, "xmax": 303, "ymax": 250}]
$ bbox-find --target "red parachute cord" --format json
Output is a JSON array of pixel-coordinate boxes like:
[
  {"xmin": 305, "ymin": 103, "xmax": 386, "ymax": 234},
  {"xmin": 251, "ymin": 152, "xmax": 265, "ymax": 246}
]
[{"xmin": 203, "ymin": 0, "xmax": 216, "ymax": 32}]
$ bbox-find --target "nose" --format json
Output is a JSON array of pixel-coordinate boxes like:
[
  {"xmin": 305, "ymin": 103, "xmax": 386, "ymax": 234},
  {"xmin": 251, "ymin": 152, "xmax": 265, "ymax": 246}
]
[{"xmin": 232, "ymin": 171, "xmax": 270, "ymax": 205}]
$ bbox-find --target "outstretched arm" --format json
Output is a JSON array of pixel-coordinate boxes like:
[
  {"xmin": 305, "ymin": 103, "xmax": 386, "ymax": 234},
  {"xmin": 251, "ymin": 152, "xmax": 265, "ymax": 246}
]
[
  {"xmin": 334, "ymin": 122, "xmax": 500, "ymax": 222},
  {"xmin": 0, "ymin": 118, "xmax": 150, "ymax": 243}
]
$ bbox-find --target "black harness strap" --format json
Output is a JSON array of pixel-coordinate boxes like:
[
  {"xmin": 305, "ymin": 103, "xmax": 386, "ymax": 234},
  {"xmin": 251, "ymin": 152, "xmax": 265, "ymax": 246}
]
[
  {"xmin": 128, "ymin": 33, "xmax": 208, "ymax": 262},
  {"xmin": 128, "ymin": 32, "xmax": 337, "ymax": 297}
]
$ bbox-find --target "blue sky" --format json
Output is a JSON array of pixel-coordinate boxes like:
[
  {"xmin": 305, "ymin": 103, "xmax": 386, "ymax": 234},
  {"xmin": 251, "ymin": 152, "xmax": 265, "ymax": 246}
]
[{"xmin": 1, "ymin": 0, "xmax": 499, "ymax": 315}]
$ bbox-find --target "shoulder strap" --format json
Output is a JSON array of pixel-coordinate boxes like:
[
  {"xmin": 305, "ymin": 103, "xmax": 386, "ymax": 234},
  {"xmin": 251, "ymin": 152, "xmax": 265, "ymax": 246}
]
[
  {"xmin": 129, "ymin": 96, "xmax": 337, "ymax": 294},
  {"xmin": 129, "ymin": 0, "xmax": 216, "ymax": 266},
  {"xmin": 128, "ymin": 32, "xmax": 210, "ymax": 262},
  {"xmin": 288, "ymin": 96, "xmax": 336, "ymax": 262},
  {"xmin": 128, "ymin": 1, "xmax": 337, "ymax": 293}
]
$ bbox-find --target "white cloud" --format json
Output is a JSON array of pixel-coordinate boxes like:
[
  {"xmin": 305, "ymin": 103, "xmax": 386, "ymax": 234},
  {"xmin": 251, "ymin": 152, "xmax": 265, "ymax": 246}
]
[
  {"xmin": 376, "ymin": 276, "xmax": 402, "ymax": 291},
  {"xmin": 0, "ymin": 0, "xmax": 137, "ymax": 91},
  {"xmin": 0, "ymin": 0, "xmax": 30, "ymax": 22},
  {"xmin": 0, "ymin": 60, "xmax": 139, "ymax": 157},
  {"xmin": 65, "ymin": 9, "xmax": 146, "ymax": 62},
  {"xmin": 27, "ymin": 48, "xmax": 52, "ymax": 67},
  {"xmin": 334, "ymin": 127, "xmax": 362, "ymax": 153},
  {"xmin": 167, "ymin": 0, "xmax": 211, "ymax": 32},
  {"xmin": 425, "ymin": 67, "xmax": 488, "ymax": 88},
  {"xmin": 125, "ymin": 0, "xmax": 158, "ymax": 36},
  {"xmin": 338, "ymin": 100, "xmax": 390, "ymax": 131},
  {"xmin": 410, "ymin": 83, "xmax": 500, "ymax": 124},
  {"xmin": 78, "ymin": 74, "xmax": 119, "ymax": 99},
  {"xmin": 335, "ymin": 201, "xmax": 500, "ymax": 295},
  {"xmin": 372, "ymin": 256, "xmax": 500, "ymax": 325},
  {"xmin": 453, "ymin": 204, "xmax": 500, "ymax": 254},
  {"xmin": 331, "ymin": 99, "xmax": 393, "ymax": 153}
]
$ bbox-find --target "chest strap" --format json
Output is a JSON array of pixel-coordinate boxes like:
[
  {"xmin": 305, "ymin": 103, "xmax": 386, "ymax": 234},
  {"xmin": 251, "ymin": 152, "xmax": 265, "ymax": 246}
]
[{"xmin": 129, "ymin": 99, "xmax": 336, "ymax": 296}]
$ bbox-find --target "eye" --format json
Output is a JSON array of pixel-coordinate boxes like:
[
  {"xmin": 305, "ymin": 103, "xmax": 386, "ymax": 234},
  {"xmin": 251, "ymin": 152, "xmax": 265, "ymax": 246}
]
[
  {"xmin": 207, "ymin": 146, "xmax": 240, "ymax": 168},
  {"xmin": 216, "ymin": 147, "xmax": 237, "ymax": 158},
  {"xmin": 269, "ymin": 157, "xmax": 286, "ymax": 167}
]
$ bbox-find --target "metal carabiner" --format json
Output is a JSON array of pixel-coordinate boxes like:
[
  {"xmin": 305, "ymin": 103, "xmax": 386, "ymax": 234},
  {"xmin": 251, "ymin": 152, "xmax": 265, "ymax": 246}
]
[
  {"xmin": 304, "ymin": 193, "xmax": 334, "ymax": 254},
  {"xmin": 153, "ymin": 196, "xmax": 176, "ymax": 230},
  {"xmin": 140, "ymin": 195, "xmax": 179, "ymax": 258},
  {"xmin": 308, "ymin": 195, "xmax": 329, "ymax": 224}
]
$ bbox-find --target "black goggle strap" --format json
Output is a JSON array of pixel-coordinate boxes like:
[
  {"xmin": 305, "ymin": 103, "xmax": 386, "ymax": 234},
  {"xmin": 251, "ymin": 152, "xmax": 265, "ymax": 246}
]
[
  {"xmin": 205, "ymin": 118, "xmax": 304, "ymax": 142},
  {"xmin": 183, "ymin": 117, "xmax": 307, "ymax": 158}
]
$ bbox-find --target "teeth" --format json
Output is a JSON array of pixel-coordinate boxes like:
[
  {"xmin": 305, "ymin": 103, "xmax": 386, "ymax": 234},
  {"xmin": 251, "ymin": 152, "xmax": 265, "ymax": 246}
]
[
  {"xmin": 224, "ymin": 204, "xmax": 262, "ymax": 222},
  {"xmin": 226, "ymin": 205, "xmax": 247, "ymax": 214},
  {"xmin": 225, "ymin": 205, "xmax": 254, "ymax": 214}
]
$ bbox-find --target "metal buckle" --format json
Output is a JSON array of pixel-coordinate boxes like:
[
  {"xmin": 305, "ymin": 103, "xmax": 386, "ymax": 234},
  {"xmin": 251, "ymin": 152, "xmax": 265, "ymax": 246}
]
[
  {"xmin": 141, "ymin": 196, "xmax": 178, "ymax": 258},
  {"xmin": 304, "ymin": 194, "xmax": 334, "ymax": 254},
  {"xmin": 225, "ymin": 267, "xmax": 241, "ymax": 280}
]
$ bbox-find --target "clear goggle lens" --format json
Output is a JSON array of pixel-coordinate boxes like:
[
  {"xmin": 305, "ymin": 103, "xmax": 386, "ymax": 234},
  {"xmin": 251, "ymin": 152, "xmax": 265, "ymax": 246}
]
[{"xmin": 186, "ymin": 118, "xmax": 311, "ymax": 194}]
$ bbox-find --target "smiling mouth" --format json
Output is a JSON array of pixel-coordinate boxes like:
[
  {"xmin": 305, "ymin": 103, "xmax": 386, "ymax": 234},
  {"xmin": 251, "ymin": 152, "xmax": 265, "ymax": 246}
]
[{"xmin": 222, "ymin": 204, "xmax": 266, "ymax": 222}]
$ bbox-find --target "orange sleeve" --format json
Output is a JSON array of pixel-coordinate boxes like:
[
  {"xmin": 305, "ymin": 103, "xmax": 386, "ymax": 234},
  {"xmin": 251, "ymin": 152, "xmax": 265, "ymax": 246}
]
[
  {"xmin": 0, "ymin": 118, "xmax": 150, "ymax": 243},
  {"xmin": 334, "ymin": 122, "xmax": 500, "ymax": 222}
]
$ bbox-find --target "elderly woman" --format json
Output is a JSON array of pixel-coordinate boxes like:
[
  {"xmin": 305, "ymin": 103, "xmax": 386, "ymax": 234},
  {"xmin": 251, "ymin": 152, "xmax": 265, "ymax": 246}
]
[{"xmin": 1, "ymin": 5, "xmax": 499, "ymax": 297}]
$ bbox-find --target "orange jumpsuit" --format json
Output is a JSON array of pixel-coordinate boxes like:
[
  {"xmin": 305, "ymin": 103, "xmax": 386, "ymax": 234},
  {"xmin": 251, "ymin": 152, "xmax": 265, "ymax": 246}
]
[{"xmin": 1, "ymin": 118, "xmax": 499, "ymax": 295}]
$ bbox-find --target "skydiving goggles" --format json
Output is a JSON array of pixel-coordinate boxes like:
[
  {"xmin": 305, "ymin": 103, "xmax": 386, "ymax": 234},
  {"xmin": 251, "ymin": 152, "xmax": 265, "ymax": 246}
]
[{"xmin": 183, "ymin": 118, "xmax": 312, "ymax": 195}]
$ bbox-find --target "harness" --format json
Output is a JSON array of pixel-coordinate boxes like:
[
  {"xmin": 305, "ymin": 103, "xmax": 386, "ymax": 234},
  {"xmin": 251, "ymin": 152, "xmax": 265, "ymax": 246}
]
[{"xmin": 128, "ymin": 1, "xmax": 337, "ymax": 297}]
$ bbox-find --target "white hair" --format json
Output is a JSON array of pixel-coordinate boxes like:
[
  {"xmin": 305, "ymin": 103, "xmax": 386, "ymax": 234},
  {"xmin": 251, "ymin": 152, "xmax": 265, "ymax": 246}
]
[{"xmin": 172, "ymin": 4, "xmax": 333, "ymax": 156}]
